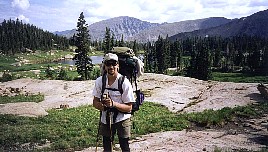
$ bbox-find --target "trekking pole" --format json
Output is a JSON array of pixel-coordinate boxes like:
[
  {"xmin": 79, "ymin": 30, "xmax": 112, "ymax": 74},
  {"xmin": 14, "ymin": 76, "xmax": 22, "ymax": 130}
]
[
  {"xmin": 108, "ymin": 109, "xmax": 113, "ymax": 152},
  {"xmin": 107, "ymin": 92, "xmax": 113, "ymax": 152},
  {"xmin": 95, "ymin": 111, "xmax": 102, "ymax": 152}
]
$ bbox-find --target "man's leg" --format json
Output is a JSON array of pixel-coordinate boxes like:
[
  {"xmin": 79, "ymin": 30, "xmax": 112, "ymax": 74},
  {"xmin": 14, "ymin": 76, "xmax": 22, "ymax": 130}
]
[
  {"xmin": 100, "ymin": 123, "xmax": 115, "ymax": 152},
  {"xmin": 103, "ymin": 136, "xmax": 112, "ymax": 152},
  {"xmin": 119, "ymin": 137, "xmax": 130, "ymax": 152},
  {"xmin": 116, "ymin": 118, "xmax": 131, "ymax": 152}
]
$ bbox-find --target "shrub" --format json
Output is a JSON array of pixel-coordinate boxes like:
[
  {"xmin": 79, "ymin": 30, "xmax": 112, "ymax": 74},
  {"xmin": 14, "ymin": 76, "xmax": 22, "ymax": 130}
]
[
  {"xmin": 0, "ymin": 72, "xmax": 13, "ymax": 82},
  {"xmin": 45, "ymin": 65, "xmax": 56, "ymax": 79},
  {"xmin": 89, "ymin": 66, "xmax": 100, "ymax": 80},
  {"xmin": 57, "ymin": 68, "xmax": 68, "ymax": 80}
]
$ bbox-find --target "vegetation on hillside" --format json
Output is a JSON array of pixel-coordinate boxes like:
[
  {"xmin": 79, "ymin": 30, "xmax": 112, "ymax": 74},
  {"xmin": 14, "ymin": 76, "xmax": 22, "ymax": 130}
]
[
  {"xmin": 144, "ymin": 35, "xmax": 268, "ymax": 80},
  {"xmin": 0, "ymin": 19, "xmax": 70, "ymax": 55},
  {"xmin": 0, "ymin": 94, "xmax": 44, "ymax": 104}
]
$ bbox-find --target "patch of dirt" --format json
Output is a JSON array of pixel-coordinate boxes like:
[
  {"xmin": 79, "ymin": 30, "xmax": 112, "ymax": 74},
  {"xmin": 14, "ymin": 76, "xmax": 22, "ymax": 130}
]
[{"xmin": 0, "ymin": 73, "xmax": 267, "ymax": 151}]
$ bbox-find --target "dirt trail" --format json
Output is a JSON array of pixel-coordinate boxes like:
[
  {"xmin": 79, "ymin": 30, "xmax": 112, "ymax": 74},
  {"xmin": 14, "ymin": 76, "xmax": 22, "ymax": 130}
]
[{"xmin": 0, "ymin": 73, "xmax": 267, "ymax": 151}]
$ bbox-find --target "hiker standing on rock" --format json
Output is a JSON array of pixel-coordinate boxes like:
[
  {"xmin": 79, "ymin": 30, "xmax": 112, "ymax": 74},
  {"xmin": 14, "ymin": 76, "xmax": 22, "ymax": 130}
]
[{"xmin": 93, "ymin": 53, "xmax": 135, "ymax": 152}]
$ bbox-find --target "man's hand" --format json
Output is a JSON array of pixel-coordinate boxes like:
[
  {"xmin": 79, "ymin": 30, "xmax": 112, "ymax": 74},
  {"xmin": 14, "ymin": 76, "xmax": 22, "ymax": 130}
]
[{"xmin": 102, "ymin": 97, "xmax": 114, "ymax": 108}]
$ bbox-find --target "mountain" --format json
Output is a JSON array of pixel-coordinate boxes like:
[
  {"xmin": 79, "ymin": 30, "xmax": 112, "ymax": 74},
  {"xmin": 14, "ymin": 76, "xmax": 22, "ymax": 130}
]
[
  {"xmin": 130, "ymin": 17, "xmax": 231, "ymax": 42},
  {"xmin": 88, "ymin": 16, "xmax": 159, "ymax": 41},
  {"xmin": 56, "ymin": 16, "xmax": 160, "ymax": 40},
  {"xmin": 54, "ymin": 29, "xmax": 75, "ymax": 37},
  {"xmin": 169, "ymin": 9, "xmax": 268, "ymax": 41},
  {"xmin": 56, "ymin": 16, "xmax": 231, "ymax": 42}
]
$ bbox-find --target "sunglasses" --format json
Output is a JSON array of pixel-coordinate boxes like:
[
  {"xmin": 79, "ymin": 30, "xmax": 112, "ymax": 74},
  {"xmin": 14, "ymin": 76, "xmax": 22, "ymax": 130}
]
[{"xmin": 105, "ymin": 60, "xmax": 117, "ymax": 66}]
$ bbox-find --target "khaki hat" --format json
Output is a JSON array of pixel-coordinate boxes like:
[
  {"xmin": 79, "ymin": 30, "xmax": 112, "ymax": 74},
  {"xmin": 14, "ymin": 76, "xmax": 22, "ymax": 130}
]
[{"xmin": 104, "ymin": 53, "xmax": 118, "ymax": 62}]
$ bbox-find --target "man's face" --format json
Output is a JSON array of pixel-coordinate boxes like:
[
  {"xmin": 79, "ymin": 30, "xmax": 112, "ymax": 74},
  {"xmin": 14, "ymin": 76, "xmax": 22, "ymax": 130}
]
[{"xmin": 104, "ymin": 60, "xmax": 119, "ymax": 75}]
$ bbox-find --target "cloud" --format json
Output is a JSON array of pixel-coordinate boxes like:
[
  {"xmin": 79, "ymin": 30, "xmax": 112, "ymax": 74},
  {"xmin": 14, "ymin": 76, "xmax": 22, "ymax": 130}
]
[
  {"xmin": 11, "ymin": 0, "xmax": 30, "ymax": 10},
  {"xmin": 17, "ymin": 14, "xmax": 29, "ymax": 22},
  {"xmin": 248, "ymin": 0, "xmax": 268, "ymax": 7},
  {"xmin": 55, "ymin": 0, "xmax": 268, "ymax": 25}
]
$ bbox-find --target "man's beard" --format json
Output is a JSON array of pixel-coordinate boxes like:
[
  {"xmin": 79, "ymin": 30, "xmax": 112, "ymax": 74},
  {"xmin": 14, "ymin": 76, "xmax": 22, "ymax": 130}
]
[{"xmin": 107, "ymin": 68, "xmax": 115, "ymax": 75}]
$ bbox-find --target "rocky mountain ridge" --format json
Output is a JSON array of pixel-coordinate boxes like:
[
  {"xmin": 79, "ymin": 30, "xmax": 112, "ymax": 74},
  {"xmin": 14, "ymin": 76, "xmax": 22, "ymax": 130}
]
[
  {"xmin": 129, "ymin": 17, "xmax": 231, "ymax": 42},
  {"xmin": 56, "ymin": 9, "xmax": 268, "ymax": 42},
  {"xmin": 169, "ymin": 9, "xmax": 268, "ymax": 40},
  {"xmin": 56, "ymin": 16, "xmax": 231, "ymax": 42}
]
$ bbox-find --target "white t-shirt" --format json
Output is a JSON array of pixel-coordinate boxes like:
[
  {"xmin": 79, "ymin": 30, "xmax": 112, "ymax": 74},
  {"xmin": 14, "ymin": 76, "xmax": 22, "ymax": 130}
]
[{"xmin": 92, "ymin": 73, "xmax": 135, "ymax": 124}]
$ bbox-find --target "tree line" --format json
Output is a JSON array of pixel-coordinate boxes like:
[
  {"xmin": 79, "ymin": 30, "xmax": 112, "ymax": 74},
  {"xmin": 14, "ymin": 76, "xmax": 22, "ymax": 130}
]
[
  {"xmin": 144, "ymin": 35, "xmax": 268, "ymax": 80},
  {"xmin": 0, "ymin": 19, "xmax": 70, "ymax": 55}
]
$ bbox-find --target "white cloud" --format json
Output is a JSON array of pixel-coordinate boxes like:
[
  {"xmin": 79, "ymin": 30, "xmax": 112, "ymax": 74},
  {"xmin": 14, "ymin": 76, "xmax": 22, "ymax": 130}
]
[
  {"xmin": 17, "ymin": 14, "xmax": 29, "ymax": 22},
  {"xmin": 71, "ymin": 0, "xmax": 262, "ymax": 24},
  {"xmin": 12, "ymin": 0, "xmax": 30, "ymax": 10}
]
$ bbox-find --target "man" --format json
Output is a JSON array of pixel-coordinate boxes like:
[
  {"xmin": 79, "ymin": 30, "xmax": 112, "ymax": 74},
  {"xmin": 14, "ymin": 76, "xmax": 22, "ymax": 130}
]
[{"xmin": 93, "ymin": 53, "xmax": 135, "ymax": 152}]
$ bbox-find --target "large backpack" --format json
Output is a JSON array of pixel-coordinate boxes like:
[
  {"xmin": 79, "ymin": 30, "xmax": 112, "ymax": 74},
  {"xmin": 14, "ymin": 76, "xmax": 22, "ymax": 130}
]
[{"xmin": 110, "ymin": 47, "xmax": 138, "ymax": 81}]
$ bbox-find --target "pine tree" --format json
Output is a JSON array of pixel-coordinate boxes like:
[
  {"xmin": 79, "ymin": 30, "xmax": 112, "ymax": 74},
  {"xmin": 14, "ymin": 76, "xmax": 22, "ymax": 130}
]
[
  {"xmin": 198, "ymin": 38, "xmax": 212, "ymax": 80},
  {"xmin": 73, "ymin": 12, "xmax": 93, "ymax": 80},
  {"xmin": 163, "ymin": 35, "xmax": 171, "ymax": 73},
  {"xmin": 103, "ymin": 27, "xmax": 112, "ymax": 53},
  {"xmin": 170, "ymin": 40, "xmax": 182, "ymax": 71},
  {"xmin": 111, "ymin": 34, "xmax": 115, "ymax": 48},
  {"xmin": 263, "ymin": 48, "xmax": 268, "ymax": 76},
  {"xmin": 144, "ymin": 41, "xmax": 154, "ymax": 72},
  {"xmin": 119, "ymin": 34, "xmax": 124, "ymax": 47},
  {"xmin": 132, "ymin": 40, "xmax": 138, "ymax": 54},
  {"xmin": 186, "ymin": 40, "xmax": 198, "ymax": 78},
  {"xmin": 155, "ymin": 36, "xmax": 164, "ymax": 73}
]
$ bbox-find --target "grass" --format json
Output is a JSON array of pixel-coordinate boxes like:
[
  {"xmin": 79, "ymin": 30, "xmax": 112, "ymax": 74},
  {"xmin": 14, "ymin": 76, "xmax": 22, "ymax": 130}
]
[
  {"xmin": 185, "ymin": 105, "xmax": 260, "ymax": 127},
  {"xmin": 17, "ymin": 50, "xmax": 74, "ymax": 64},
  {"xmin": 0, "ymin": 94, "xmax": 44, "ymax": 104},
  {"xmin": 0, "ymin": 106, "xmax": 99, "ymax": 151},
  {"xmin": 168, "ymin": 70, "xmax": 268, "ymax": 83},
  {"xmin": 1, "ymin": 101, "xmax": 267, "ymax": 151},
  {"xmin": 212, "ymin": 72, "xmax": 268, "ymax": 83},
  {"xmin": 0, "ymin": 55, "xmax": 17, "ymax": 71},
  {"xmin": 0, "ymin": 50, "xmax": 103, "ymax": 81},
  {"xmin": 0, "ymin": 50, "xmax": 73, "ymax": 70}
]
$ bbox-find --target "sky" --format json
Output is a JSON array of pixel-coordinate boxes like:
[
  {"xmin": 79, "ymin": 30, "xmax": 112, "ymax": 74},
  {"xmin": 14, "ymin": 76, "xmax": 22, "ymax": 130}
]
[{"xmin": 1, "ymin": 0, "xmax": 268, "ymax": 32}]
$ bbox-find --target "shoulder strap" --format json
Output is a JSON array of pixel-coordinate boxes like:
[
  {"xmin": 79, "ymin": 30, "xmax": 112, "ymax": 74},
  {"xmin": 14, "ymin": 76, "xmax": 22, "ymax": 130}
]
[
  {"xmin": 118, "ymin": 75, "xmax": 125, "ymax": 95},
  {"xmin": 101, "ymin": 73, "xmax": 107, "ymax": 100}
]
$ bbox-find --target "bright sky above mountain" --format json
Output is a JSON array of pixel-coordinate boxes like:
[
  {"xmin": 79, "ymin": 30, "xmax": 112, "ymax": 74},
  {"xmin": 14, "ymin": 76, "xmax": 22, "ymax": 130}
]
[{"xmin": 1, "ymin": 0, "xmax": 268, "ymax": 32}]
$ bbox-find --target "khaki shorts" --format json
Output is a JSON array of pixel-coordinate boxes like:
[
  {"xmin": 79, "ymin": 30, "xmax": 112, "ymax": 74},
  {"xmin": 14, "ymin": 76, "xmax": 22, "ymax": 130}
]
[{"xmin": 100, "ymin": 118, "xmax": 131, "ymax": 138}]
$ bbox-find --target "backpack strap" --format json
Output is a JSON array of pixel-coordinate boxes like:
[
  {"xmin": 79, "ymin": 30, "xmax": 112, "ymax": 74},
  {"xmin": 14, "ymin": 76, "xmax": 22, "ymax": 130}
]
[
  {"xmin": 133, "ymin": 69, "xmax": 138, "ymax": 91},
  {"xmin": 118, "ymin": 75, "xmax": 125, "ymax": 94},
  {"xmin": 101, "ymin": 73, "xmax": 107, "ymax": 101}
]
